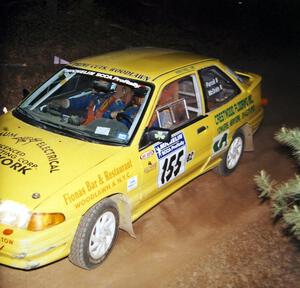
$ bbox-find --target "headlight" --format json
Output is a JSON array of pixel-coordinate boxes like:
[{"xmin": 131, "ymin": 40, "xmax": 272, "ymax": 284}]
[
  {"xmin": 0, "ymin": 200, "xmax": 31, "ymax": 229},
  {"xmin": 0, "ymin": 200, "xmax": 65, "ymax": 231}
]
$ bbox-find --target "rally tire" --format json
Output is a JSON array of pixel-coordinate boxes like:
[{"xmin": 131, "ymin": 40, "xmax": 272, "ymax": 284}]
[
  {"xmin": 214, "ymin": 131, "xmax": 244, "ymax": 176},
  {"xmin": 69, "ymin": 199, "xmax": 119, "ymax": 270}
]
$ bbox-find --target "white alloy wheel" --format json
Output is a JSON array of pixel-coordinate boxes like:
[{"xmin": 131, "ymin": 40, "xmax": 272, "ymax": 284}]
[
  {"xmin": 89, "ymin": 211, "xmax": 116, "ymax": 260},
  {"xmin": 69, "ymin": 199, "xmax": 119, "ymax": 269},
  {"xmin": 226, "ymin": 136, "xmax": 243, "ymax": 169}
]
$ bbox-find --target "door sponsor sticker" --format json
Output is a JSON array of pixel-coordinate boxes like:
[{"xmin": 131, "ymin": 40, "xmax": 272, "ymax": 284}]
[
  {"xmin": 212, "ymin": 130, "xmax": 229, "ymax": 156},
  {"xmin": 127, "ymin": 176, "xmax": 138, "ymax": 191},
  {"xmin": 154, "ymin": 131, "xmax": 186, "ymax": 187},
  {"xmin": 0, "ymin": 130, "xmax": 60, "ymax": 174}
]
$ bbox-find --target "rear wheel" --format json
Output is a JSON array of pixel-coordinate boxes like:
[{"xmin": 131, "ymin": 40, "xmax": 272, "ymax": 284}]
[
  {"xmin": 69, "ymin": 199, "xmax": 119, "ymax": 269},
  {"xmin": 215, "ymin": 131, "xmax": 244, "ymax": 176}
]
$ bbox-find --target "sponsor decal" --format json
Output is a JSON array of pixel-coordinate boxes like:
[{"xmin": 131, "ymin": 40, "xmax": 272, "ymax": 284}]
[
  {"xmin": 127, "ymin": 176, "xmax": 138, "ymax": 191},
  {"xmin": 215, "ymin": 95, "xmax": 255, "ymax": 133},
  {"xmin": 0, "ymin": 131, "xmax": 60, "ymax": 174},
  {"xmin": 95, "ymin": 126, "xmax": 110, "ymax": 136},
  {"xmin": 212, "ymin": 130, "xmax": 229, "ymax": 156},
  {"xmin": 117, "ymin": 133, "xmax": 127, "ymax": 140},
  {"xmin": 186, "ymin": 151, "xmax": 194, "ymax": 163},
  {"xmin": 154, "ymin": 131, "xmax": 168, "ymax": 141},
  {"xmin": 144, "ymin": 161, "xmax": 157, "ymax": 173},
  {"xmin": 63, "ymin": 160, "xmax": 133, "ymax": 209},
  {"xmin": 63, "ymin": 187, "xmax": 87, "ymax": 206},
  {"xmin": 175, "ymin": 66, "xmax": 195, "ymax": 75},
  {"xmin": 154, "ymin": 132, "xmax": 186, "ymax": 160},
  {"xmin": 66, "ymin": 68, "xmax": 142, "ymax": 88},
  {"xmin": 0, "ymin": 144, "xmax": 38, "ymax": 175},
  {"xmin": 154, "ymin": 131, "xmax": 186, "ymax": 187},
  {"xmin": 0, "ymin": 230, "xmax": 14, "ymax": 251},
  {"xmin": 70, "ymin": 63, "xmax": 150, "ymax": 83},
  {"xmin": 140, "ymin": 150, "xmax": 154, "ymax": 160},
  {"xmin": 103, "ymin": 160, "xmax": 132, "ymax": 181},
  {"xmin": 0, "ymin": 237, "xmax": 13, "ymax": 245},
  {"xmin": 35, "ymin": 141, "xmax": 60, "ymax": 173},
  {"xmin": 8, "ymin": 136, "xmax": 42, "ymax": 145}
]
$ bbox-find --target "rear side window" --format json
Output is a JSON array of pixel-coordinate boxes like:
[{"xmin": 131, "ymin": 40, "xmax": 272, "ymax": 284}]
[
  {"xmin": 149, "ymin": 75, "xmax": 202, "ymax": 130},
  {"xmin": 199, "ymin": 66, "xmax": 240, "ymax": 112}
]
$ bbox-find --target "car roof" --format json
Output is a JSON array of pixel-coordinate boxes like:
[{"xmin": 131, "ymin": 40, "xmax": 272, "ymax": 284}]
[{"xmin": 71, "ymin": 47, "xmax": 216, "ymax": 82}]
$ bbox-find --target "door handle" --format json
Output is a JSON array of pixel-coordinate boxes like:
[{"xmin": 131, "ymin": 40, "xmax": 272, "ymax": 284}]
[{"xmin": 197, "ymin": 126, "xmax": 207, "ymax": 134}]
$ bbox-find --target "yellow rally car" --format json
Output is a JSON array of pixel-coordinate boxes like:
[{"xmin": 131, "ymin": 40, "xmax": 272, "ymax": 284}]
[{"xmin": 0, "ymin": 48, "xmax": 264, "ymax": 270}]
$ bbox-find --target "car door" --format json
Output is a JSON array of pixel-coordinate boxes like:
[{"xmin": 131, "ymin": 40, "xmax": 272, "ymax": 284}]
[
  {"xmin": 198, "ymin": 64, "xmax": 251, "ymax": 156},
  {"xmin": 138, "ymin": 74, "xmax": 215, "ymax": 203}
]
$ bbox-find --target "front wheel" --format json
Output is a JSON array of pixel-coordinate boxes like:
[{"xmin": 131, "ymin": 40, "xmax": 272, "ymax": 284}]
[
  {"xmin": 69, "ymin": 199, "xmax": 119, "ymax": 269},
  {"xmin": 214, "ymin": 131, "xmax": 244, "ymax": 176}
]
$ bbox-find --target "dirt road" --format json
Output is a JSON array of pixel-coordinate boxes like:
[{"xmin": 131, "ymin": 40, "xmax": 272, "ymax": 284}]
[
  {"xmin": 0, "ymin": 125, "xmax": 299, "ymax": 287},
  {"xmin": 1, "ymin": 53, "xmax": 300, "ymax": 286}
]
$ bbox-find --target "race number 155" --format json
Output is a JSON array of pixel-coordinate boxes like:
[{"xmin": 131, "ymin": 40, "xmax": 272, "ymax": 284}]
[{"xmin": 160, "ymin": 149, "xmax": 185, "ymax": 186}]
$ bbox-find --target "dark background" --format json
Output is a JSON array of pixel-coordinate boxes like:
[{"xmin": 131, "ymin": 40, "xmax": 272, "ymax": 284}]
[
  {"xmin": 1, "ymin": 0, "xmax": 299, "ymax": 58},
  {"xmin": 0, "ymin": 0, "xmax": 299, "ymax": 122}
]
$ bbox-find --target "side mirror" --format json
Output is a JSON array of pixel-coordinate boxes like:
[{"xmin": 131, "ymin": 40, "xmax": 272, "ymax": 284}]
[
  {"xmin": 22, "ymin": 89, "xmax": 30, "ymax": 99},
  {"xmin": 140, "ymin": 127, "xmax": 171, "ymax": 148}
]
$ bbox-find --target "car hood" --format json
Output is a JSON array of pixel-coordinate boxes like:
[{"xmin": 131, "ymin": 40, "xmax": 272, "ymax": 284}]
[{"xmin": 0, "ymin": 112, "xmax": 122, "ymax": 209}]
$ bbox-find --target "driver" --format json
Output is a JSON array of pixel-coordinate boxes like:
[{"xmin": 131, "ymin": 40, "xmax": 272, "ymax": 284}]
[
  {"xmin": 46, "ymin": 80, "xmax": 114, "ymax": 125},
  {"xmin": 45, "ymin": 82, "xmax": 146, "ymax": 127},
  {"xmin": 108, "ymin": 86, "xmax": 147, "ymax": 128}
]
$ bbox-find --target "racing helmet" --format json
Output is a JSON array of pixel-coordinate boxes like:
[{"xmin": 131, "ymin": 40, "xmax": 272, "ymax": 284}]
[{"xmin": 92, "ymin": 80, "xmax": 115, "ymax": 93}]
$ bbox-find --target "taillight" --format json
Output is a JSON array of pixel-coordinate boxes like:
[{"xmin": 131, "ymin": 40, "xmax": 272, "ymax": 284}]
[{"xmin": 261, "ymin": 98, "xmax": 268, "ymax": 106}]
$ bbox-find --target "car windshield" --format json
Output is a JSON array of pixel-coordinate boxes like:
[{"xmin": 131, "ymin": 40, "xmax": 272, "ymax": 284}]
[{"xmin": 17, "ymin": 68, "xmax": 152, "ymax": 144}]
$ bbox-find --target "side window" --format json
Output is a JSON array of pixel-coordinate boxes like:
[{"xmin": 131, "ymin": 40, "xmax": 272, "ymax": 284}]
[
  {"xmin": 199, "ymin": 66, "xmax": 240, "ymax": 112},
  {"xmin": 149, "ymin": 75, "xmax": 201, "ymax": 130}
]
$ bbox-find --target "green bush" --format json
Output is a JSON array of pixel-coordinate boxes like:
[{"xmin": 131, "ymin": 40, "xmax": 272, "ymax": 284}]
[{"xmin": 254, "ymin": 127, "xmax": 300, "ymax": 239}]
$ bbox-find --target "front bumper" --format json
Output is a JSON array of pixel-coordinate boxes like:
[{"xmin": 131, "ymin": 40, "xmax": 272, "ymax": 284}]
[{"xmin": 0, "ymin": 217, "xmax": 79, "ymax": 270}]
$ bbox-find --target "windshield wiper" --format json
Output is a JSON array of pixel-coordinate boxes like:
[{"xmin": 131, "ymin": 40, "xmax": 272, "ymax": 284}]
[
  {"xmin": 37, "ymin": 118, "xmax": 94, "ymax": 138},
  {"xmin": 37, "ymin": 118, "xmax": 66, "ymax": 130}
]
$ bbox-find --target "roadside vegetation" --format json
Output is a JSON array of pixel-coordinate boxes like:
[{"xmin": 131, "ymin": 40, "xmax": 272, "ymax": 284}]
[{"xmin": 255, "ymin": 127, "xmax": 300, "ymax": 239}]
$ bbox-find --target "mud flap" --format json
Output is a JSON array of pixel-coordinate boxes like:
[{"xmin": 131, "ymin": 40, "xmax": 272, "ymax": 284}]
[
  {"xmin": 241, "ymin": 124, "xmax": 254, "ymax": 152},
  {"xmin": 110, "ymin": 194, "xmax": 136, "ymax": 238}
]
